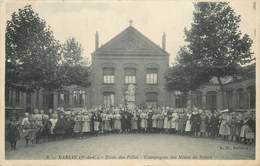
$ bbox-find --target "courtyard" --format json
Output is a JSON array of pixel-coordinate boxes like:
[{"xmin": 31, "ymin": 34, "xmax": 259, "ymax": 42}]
[{"xmin": 6, "ymin": 133, "xmax": 255, "ymax": 160}]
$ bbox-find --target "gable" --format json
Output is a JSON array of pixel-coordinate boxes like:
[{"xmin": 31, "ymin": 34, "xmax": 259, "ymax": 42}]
[{"xmin": 94, "ymin": 26, "xmax": 169, "ymax": 56}]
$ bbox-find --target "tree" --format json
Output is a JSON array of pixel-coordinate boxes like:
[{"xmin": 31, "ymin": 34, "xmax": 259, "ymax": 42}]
[
  {"xmin": 61, "ymin": 37, "xmax": 83, "ymax": 66},
  {"xmin": 59, "ymin": 38, "xmax": 91, "ymax": 88},
  {"xmin": 6, "ymin": 5, "xmax": 61, "ymax": 92},
  {"xmin": 165, "ymin": 47, "xmax": 210, "ymax": 107},
  {"xmin": 184, "ymin": 2, "xmax": 253, "ymax": 108},
  {"xmin": 166, "ymin": 47, "xmax": 210, "ymax": 93}
]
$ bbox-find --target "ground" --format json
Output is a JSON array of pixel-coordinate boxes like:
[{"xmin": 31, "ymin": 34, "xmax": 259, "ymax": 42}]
[{"xmin": 5, "ymin": 133, "xmax": 255, "ymax": 160}]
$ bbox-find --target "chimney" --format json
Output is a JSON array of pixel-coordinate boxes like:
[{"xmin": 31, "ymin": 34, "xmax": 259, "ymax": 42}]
[
  {"xmin": 162, "ymin": 32, "xmax": 166, "ymax": 50},
  {"xmin": 95, "ymin": 31, "xmax": 99, "ymax": 50}
]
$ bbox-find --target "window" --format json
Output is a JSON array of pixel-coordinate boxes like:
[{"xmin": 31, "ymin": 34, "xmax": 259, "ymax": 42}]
[
  {"xmin": 206, "ymin": 91, "xmax": 217, "ymax": 110},
  {"xmin": 5, "ymin": 88, "xmax": 11, "ymax": 106},
  {"xmin": 146, "ymin": 92, "xmax": 158, "ymax": 107},
  {"xmin": 26, "ymin": 92, "xmax": 32, "ymax": 112},
  {"xmin": 247, "ymin": 86, "xmax": 255, "ymax": 109},
  {"xmin": 146, "ymin": 68, "xmax": 158, "ymax": 84},
  {"xmin": 236, "ymin": 88, "xmax": 244, "ymax": 109},
  {"xmin": 225, "ymin": 89, "xmax": 233, "ymax": 109},
  {"xmin": 125, "ymin": 68, "xmax": 136, "ymax": 84},
  {"xmin": 58, "ymin": 91, "xmax": 70, "ymax": 106},
  {"xmin": 192, "ymin": 91, "xmax": 202, "ymax": 108},
  {"xmin": 175, "ymin": 95, "xmax": 187, "ymax": 108},
  {"xmin": 103, "ymin": 92, "xmax": 115, "ymax": 107},
  {"xmin": 103, "ymin": 68, "xmax": 115, "ymax": 84},
  {"xmin": 73, "ymin": 90, "xmax": 86, "ymax": 107},
  {"xmin": 15, "ymin": 89, "xmax": 20, "ymax": 105},
  {"xmin": 43, "ymin": 92, "xmax": 54, "ymax": 109}
]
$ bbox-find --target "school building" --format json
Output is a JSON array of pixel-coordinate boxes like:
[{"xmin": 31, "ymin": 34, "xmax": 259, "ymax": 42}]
[{"xmin": 5, "ymin": 25, "xmax": 256, "ymax": 115}]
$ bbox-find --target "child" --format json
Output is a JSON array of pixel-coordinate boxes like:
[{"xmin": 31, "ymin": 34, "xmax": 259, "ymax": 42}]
[
  {"xmin": 7, "ymin": 116, "xmax": 20, "ymax": 150},
  {"xmin": 21, "ymin": 112, "xmax": 31, "ymax": 146},
  {"xmin": 73, "ymin": 112, "xmax": 83, "ymax": 138},
  {"xmin": 114, "ymin": 109, "xmax": 122, "ymax": 133},
  {"xmin": 200, "ymin": 111, "xmax": 207, "ymax": 137},
  {"xmin": 131, "ymin": 111, "xmax": 138, "ymax": 133},
  {"xmin": 49, "ymin": 114, "xmax": 58, "ymax": 140},
  {"xmin": 185, "ymin": 111, "xmax": 192, "ymax": 135},
  {"xmin": 41, "ymin": 114, "xmax": 52, "ymax": 142},
  {"xmin": 81, "ymin": 111, "xmax": 91, "ymax": 136}
]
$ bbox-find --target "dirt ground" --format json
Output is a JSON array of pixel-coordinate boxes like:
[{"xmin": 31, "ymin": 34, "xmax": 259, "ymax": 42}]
[{"xmin": 5, "ymin": 133, "xmax": 255, "ymax": 160}]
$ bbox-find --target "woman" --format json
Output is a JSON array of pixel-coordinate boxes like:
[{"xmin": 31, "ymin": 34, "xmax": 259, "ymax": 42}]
[
  {"xmin": 191, "ymin": 110, "xmax": 201, "ymax": 137},
  {"xmin": 152, "ymin": 112, "xmax": 158, "ymax": 133},
  {"xmin": 131, "ymin": 111, "xmax": 138, "ymax": 133},
  {"xmin": 140, "ymin": 111, "xmax": 148, "ymax": 133},
  {"xmin": 178, "ymin": 110, "xmax": 186, "ymax": 135},
  {"xmin": 93, "ymin": 111, "xmax": 101, "ymax": 135},
  {"xmin": 200, "ymin": 111, "xmax": 207, "ymax": 137},
  {"xmin": 104, "ymin": 111, "xmax": 112, "ymax": 133},
  {"xmin": 7, "ymin": 116, "xmax": 20, "ymax": 150},
  {"xmin": 54, "ymin": 113, "xmax": 67, "ymax": 139},
  {"xmin": 157, "ymin": 111, "xmax": 164, "ymax": 133},
  {"xmin": 171, "ymin": 110, "xmax": 179, "ymax": 133},
  {"xmin": 229, "ymin": 112, "xmax": 237, "ymax": 141},
  {"xmin": 114, "ymin": 110, "xmax": 122, "ymax": 133},
  {"xmin": 41, "ymin": 114, "xmax": 52, "ymax": 142},
  {"xmin": 240, "ymin": 112, "xmax": 254, "ymax": 143},
  {"xmin": 73, "ymin": 112, "xmax": 83, "ymax": 137},
  {"xmin": 219, "ymin": 113, "xmax": 230, "ymax": 140},
  {"xmin": 81, "ymin": 111, "xmax": 91, "ymax": 136},
  {"xmin": 163, "ymin": 109, "xmax": 170, "ymax": 133},
  {"xmin": 185, "ymin": 111, "xmax": 192, "ymax": 135},
  {"xmin": 49, "ymin": 113, "xmax": 58, "ymax": 138}
]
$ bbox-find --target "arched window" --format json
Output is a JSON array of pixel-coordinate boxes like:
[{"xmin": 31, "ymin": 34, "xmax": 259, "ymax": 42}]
[
  {"xmin": 103, "ymin": 92, "xmax": 115, "ymax": 107},
  {"xmin": 225, "ymin": 89, "xmax": 233, "ymax": 109},
  {"xmin": 125, "ymin": 68, "xmax": 136, "ymax": 84},
  {"xmin": 73, "ymin": 90, "xmax": 86, "ymax": 107},
  {"xmin": 146, "ymin": 68, "xmax": 158, "ymax": 84},
  {"xmin": 247, "ymin": 86, "xmax": 255, "ymax": 109},
  {"xmin": 146, "ymin": 92, "xmax": 158, "ymax": 107},
  {"xmin": 58, "ymin": 90, "xmax": 70, "ymax": 107},
  {"xmin": 236, "ymin": 88, "xmax": 244, "ymax": 109},
  {"xmin": 206, "ymin": 91, "xmax": 217, "ymax": 110},
  {"xmin": 192, "ymin": 91, "xmax": 202, "ymax": 108},
  {"xmin": 103, "ymin": 67, "xmax": 115, "ymax": 84}
]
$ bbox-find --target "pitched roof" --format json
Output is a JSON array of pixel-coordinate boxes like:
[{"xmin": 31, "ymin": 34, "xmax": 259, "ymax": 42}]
[{"xmin": 94, "ymin": 26, "xmax": 169, "ymax": 56}]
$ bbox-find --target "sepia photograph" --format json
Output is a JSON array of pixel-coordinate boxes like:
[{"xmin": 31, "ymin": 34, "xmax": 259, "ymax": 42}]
[{"xmin": 3, "ymin": 0, "xmax": 257, "ymax": 161}]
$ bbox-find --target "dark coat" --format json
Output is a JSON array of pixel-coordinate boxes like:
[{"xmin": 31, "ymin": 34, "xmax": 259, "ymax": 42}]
[
  {"xmin": 7, "ymin": 122, "xmax": 20, "ymax": 143},
  {"xmin": 54, "ymin": 118, "xmax": 66, "ymax": 135}
]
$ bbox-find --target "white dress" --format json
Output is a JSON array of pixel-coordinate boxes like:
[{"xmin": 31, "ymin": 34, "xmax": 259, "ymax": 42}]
[
  {"xmin": 171, "ymin": 113, "xmax": 178, "ymax": 129},
  {"xmin": 49, "ymin": 118, "xmax": 58, "ymax": 134},
  {"xmin": 185, "ymin": 113, "xmax": 192, "ymax": 132},
  {"xmin": 82, "ymin": 115, "xmax": 91, "ymax": 132}
]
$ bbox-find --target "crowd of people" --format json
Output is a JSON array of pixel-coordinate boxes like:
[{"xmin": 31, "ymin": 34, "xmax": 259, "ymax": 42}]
[{"xmin": 6, "ymin": 105, "xmax": 256, "ymax": 150}]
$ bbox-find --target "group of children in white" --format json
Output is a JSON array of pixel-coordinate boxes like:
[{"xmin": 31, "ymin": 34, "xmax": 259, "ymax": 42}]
[{"xmin": 6, "ymin": 106, "xmax": 255, "ymax": 150}]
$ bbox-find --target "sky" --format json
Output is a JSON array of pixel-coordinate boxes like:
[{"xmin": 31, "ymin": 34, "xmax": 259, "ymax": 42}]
[{"xmin": 5, "ymin": 0, "xmax": 256, "ymax": 64}]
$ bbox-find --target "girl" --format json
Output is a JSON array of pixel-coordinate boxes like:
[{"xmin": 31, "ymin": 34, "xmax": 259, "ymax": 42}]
[
  {"xmin": 171, "ymin": 110, "xmax": 179, "ymax": 133},
  {"xmin": 114, "ymin": 109, "xmax": 122, "ymax": 133},
  {"xmin": 73, "ymin": 112, "xmax": 83, "ymax": 138},
  {"xmin": 131, "ymin": 111, "xmax": 138, "ymax": 133},
  {"xmin": 219, "ymin": 113, "xmax": 230, "ymax": 140},
  {"xmin": 185, "ymin": 111, "xmax": 192, "ymax": 135},
  {"xmin": 140, "ymin": 111, "xmax": 148, "ymax": 133},
  {"xmin": 200, "ymin": 111, "xmax": 207, "ymax": 137},
  {"xmin": 81, "ymin": 111, "xmax": 91, "ymax": 136},
  {"xmin": 21, "ymin": 113, "xmax": 31, "ymax": 146},
  {"xmin": 54, "ymin": 113, "xmax": 67, "ymax": 140},
  {"xmin": 151, "ymin": 111, "xmax": 158, "ymax": 133},
  {"xmin": 7, "ymin": 116, "xmax": 20, "ymax": 150},
  {"xmin": 49, "ymin": 113, "xmax": 58, "ymax": 139},
  {"xmin": 93, "ymin": 111, "xmax": 101, "ymax": 135}
]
